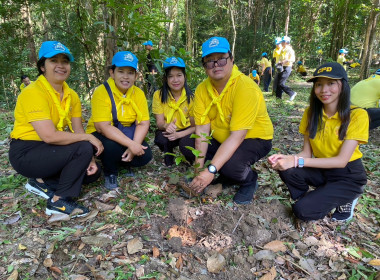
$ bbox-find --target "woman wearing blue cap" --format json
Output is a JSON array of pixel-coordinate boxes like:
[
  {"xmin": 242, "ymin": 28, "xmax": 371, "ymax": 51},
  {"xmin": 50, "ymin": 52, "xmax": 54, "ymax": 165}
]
[
  {"xmin": 152, "ymin": 57, "xmax": 195, "ymax": 166},
  {"xmin": 9, "ymin": 41, "xmax": 104, "ymax": 217},
  {"xmin": 249, "ymin": 70, "xmax": 260, "ymax": 85},
  {"xmin": 260, "ymin": 52, "xmax": 272, "ymax": 92},
  {"xmin": 86, "ymin": 51, "xmax": 152, "ymax": 190}
]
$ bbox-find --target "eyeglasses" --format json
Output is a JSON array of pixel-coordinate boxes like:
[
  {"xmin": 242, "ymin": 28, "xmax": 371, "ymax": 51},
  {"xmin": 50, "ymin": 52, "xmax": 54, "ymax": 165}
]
[{"xmin": 203, "ymin": 57, "xmax": 230, "ymax": 69}]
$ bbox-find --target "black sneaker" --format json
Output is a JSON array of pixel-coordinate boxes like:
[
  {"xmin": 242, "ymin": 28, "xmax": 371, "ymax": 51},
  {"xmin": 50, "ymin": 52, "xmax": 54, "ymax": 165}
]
[
  {"xmin": 25, "ymin": 179, "xmax": 55, "ymax": 199},
  {"xmin": 331, "ymin": 198, "xmax": 359, "ymax": 222},
  {"xmin": 46, "ymin": 198, "xmax": 89, "ymax": 217},
  {"xmin": 164, "ymin": 155, "xmax": 174, "ymax": 166},
  {"xmin": 104, "ymin": 174, "xmax": 118, "ymax": 190},
  {"xmin": 233, "ymin": 181, "xmax": 259, "ymax": 205}
]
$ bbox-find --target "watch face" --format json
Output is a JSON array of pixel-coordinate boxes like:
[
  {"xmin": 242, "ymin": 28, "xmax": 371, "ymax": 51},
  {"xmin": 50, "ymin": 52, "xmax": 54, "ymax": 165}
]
[{"xmin": 208, "ymin": 165, "xmax": 217, "ymax": 174}]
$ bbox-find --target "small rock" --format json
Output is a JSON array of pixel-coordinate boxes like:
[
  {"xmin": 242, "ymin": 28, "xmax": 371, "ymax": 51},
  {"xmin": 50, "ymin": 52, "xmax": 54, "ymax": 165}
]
[
  {"xmin": 304, "ymin": 236, "xmax": 319, "ymax": 247},
  {"xmin": 254, "ymin": 250, "xmax": 275, "ymax": 261},
  {"xmin": 207, "ymin": 253, "xmax": 225, "ymax": 273},
  {"xmin": 43, "ymin": 258, "xmax": 53, "ymax": 268},
  {"xmin": 127, "ymin": 238, "xmax": 143, "ymax": 254}
]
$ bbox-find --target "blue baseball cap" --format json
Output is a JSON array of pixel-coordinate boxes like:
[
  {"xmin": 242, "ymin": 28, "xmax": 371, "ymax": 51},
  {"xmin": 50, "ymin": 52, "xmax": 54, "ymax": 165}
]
[
  {"xmin": 375, "ymin": 69, "xmax": 380, "ymax": 75},
  {"xmin": 202, "ymin": 37, "xmax": 231, "ymax": 58},
  {"xmin": 297, "ymin": 61, "xmax": 302, "ymax": 65},
  {"xmin": 339, "ymin": 48, "xmax": 348, "ymax": 54},
  {"xmin": 261, "ymin": 52, "xmax": 267, "ymax": 57},
  {"xmin": 282, "ymin": 36, "xmax": 291, "ymax": 43},
  {"xmin": 112, "ymin": 51, "xmax": 138, "ymax": 70},
  {"xmin": 143, "ymin": 40, "xmax": 153, "ymax": 46},
  {"xmin": 275, "ymin": 37, "xmax": 282, "ymax": 45},
  {"xmin": 38, "ymin": 41, "xmax": 74, "ymax": 62},
  {"xmin": 163, "ymin": 57, "xmax": 186, "ymax": 69},
  {"xmin": 252, "ymin": 70, "xmax": 257, "ymax": 77}
]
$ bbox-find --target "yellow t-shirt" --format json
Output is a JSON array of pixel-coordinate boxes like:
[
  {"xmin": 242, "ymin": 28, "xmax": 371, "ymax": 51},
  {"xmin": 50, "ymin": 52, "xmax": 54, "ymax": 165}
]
[
  {"xmin": 279, "ymin": 45, "xmax": 295, "ymax": 67},
  {"xmin": 152, "ymin": 89, "xmax": 194, "ymax": 130},
  {"xmin": 260, "ymin": 57, "xmax": 271, "ymax": 69},
  {"xmin": 351, "ymin": 75, "xmax": 380, "ymax": 108},
  {"xmin": 11, "ymin": 75, "xmax": 82, "ymax": 141},
  {"xmin": 297, "ymin": 65, "xmax": 306, "ymax": 73},
  {"xmin": 194, "ymin": 66, "xmax": 273, "ymax": 143},
  {"xmin": 299, "ymin": 106, "xmax": 368, "ymax": 162},
  {"xmin": 19, "ymin": 81, "xmax": 34, "ymax": 91},
  {"xmin": 273, "ymin": 46, "xmax": 282, "ymax": 64},
  {"xmin": 337, "ymin": 55, "xmax": 346, "ymax": 70},
  {"xmin": 86, "ymin": 78, "xmax": 149, "ymax": 134},
  {"xmin": 249, "ymin": 73, "xmax": 260, "ymax": 83}
]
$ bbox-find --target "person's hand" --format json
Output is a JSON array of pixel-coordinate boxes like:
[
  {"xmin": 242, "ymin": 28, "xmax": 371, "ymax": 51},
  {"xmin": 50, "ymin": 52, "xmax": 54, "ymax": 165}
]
[
  {"xmin": 163, "ymin": 131, "xmax": 179, "ymax": 141},
  {"xmin": 86, "ymin": 158, "xmax": 98, "ymax": 175},
  {"xmin": 189, "ymin": 169, "xmax": 215, "ymax": 193},
  {"xmin": 165, "ymin": 119, "xmax": 177, "ymax": 134},
  {"xmin": 88, "ymin": 135, "xmax": 104, "ymax": 156},
  {"xmin": 121, "ymin": 141, "xmax": 147, "ymax": 162},
  {"xmin": 268, "ymin": 154, "xmax": 295, "ymax": 171}
]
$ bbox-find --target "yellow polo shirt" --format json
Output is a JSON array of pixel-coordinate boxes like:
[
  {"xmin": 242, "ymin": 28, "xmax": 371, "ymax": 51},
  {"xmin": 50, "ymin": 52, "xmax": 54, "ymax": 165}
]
[
  {"xmin": 86, "ymin": 78, "xmax": 149, "ymax": 134},
  {"xmin": 337, "ymin": 55, "xmax": 346, "ymax": 70},
  {"xmin": 194, "ymin": 68, "xmax": 273, "ymax": 143},
  {"xmin": 19, "ymin": 81, "xmax": 34, "ymax": 91},
  {"xmin": 299, "ymin": 106, "xmax": 368, "ymax": 161},
  {"xmin": 249, "ymin": 73, "xmax": 260, "ymax": 83},
  {"xmin": 273, "ymin": 47, "xmax": 282, "ymax": 64},
  {"xmin": 351, "ymin": 75, "xmax": 380, "ymax": 108},
  {"xmin": 297, "ymin": 65, "xmax": 306, "ymax": 73},
  {"xmin": 279, "ymin": 45, "xmax": 295, "ymax": 67},
  {"xmin": 11, "ymin": 75, "xmax": 82, "ymax": 141},
  {"xmin": 152, "ymin": 89, "xmax": 194, "ymax": 130},
  {"xmin": 261, "ymin": 57, "xmax": 271, "ymax": 69}
]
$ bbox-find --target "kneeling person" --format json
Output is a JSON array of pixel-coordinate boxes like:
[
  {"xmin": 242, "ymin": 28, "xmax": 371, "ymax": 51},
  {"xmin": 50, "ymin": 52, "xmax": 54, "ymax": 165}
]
[
  {"xmin": 86, "ymin": 51, "xmax": 152, "ymax": 189},
  {"xmin": 189, "ymin": 37, "xmax": 273, "ymax": 204}
]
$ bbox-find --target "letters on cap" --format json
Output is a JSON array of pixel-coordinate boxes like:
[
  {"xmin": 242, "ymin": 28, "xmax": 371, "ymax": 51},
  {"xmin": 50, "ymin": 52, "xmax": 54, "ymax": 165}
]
[{"xmin": 317, "ymin": 67, "xmax": 332, "ymax": 74}]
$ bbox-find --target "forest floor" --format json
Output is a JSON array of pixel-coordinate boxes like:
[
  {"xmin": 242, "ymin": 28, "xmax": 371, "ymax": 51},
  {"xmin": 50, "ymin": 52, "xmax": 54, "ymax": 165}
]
[{"xmin": 0, "ymin": 75, "xmax": 379, "ymax": 280}]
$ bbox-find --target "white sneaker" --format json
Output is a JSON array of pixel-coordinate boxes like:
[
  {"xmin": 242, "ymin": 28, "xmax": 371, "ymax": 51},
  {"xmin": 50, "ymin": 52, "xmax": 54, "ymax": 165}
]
[{"xmin": 289, "ymin": 92, "xmax": 297, "ymax": 101}]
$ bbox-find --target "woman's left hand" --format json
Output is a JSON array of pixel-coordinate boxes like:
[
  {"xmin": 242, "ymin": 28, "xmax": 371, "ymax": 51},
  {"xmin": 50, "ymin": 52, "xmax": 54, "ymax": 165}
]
[
  {"xmin": 268, "ymin": 154, "xmax": 295, "ymax": 171},
  {"xmin": 163, "ymin": 131, "xmax": 179, "ymax": 141},
  {"xmin": 189, "ymin": 169, "xmax": 215, "ymax": 193},
  {"xmin": 87, "ymin": 158, "xmax": 98, "ymax": 175}
]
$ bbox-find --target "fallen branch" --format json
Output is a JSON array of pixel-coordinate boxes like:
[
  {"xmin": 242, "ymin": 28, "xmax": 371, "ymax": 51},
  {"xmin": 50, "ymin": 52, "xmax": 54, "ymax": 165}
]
[{"xmin": 232, "ymin": 214, "xmax": 244, "ymax": 234}]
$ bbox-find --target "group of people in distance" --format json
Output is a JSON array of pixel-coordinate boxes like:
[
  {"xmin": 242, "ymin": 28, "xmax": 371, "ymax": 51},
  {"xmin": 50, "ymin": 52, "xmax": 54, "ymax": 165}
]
[
  {"xmin": 250, "ymin": 36, "xmax": 297, "ymax": 101},
  {"xmin": 9, "ymin": 35, "xmax": 378, "ymax": 224}
]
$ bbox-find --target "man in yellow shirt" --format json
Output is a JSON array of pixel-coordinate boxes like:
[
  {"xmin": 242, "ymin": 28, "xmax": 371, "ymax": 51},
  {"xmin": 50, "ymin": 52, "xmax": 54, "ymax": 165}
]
[
  {"xmin": 189, "ymin": 37, "xmax": 273, "ymax": 204},
  {"xmin": 19, "ymin": 75, "xmax": 32, "ymax": 91},
  {"xmin": 337, "ymin": 49, "xmax": 348, "ymax": 70},
  {"xmin": 296, "ymin": 61, "xmax": 307, "ymax": 76},
  {"xmin": 275, "ymin": 36, "xmax": 297, "ymax": 101},
  {"xmin": 249, "ymin": 70, "xmax": 260, "ymax": 85},
  {"xmin": 260, "ymin": 52, "xmax": 272, "ymax": 92},
  {"xmin": 272, "ymin": 37, "xmax": 282, "ymax": 95},
  {"xmin": 351, "ymin": 69, "xmax": 380, "ymax": 130}
]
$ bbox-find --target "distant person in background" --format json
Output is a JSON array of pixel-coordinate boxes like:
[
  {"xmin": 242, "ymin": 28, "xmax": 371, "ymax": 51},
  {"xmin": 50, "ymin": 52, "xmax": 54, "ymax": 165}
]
[
  {"xmin": 296, "ymin": 61, "xmax": 307, "ymax": 76},
  {"xmin": 9, "ymin": 41, "xmax": 103, "ymax": 217},
  {"xmin": 349, "ymin": 61, "xmax": 361, "ymax": 69},
  {"xmin": 19, "ymin": 75, "xmax": 32, "ymax": 91},
  {"xmin": 86, "ymin": 51, "xmax": 152, "ymax": 190},
  {"xmin": 351, "ymin": 69, "xmax": 380, "ymax": 130},
  {"xmin": 249, "ymin": 70, "xmax": 260, "ymax": 85},
  {"xmin": 337, "ymin": 49, "xmax": 349, "ymax": 70},
  {"xmin": 152, "ymin": 57, "xmax": 195, "ymax": 166},
  {"xmin": 143, "ymin": 40, "xmax": 158, "ymax": 94},
  {"xmin": 272, "ymin": 37, "xmax": 282, "ymax": 95},
  {"xmin": 276, "ymin": 36, "xmax": 297, "ymax": 101},
  {"xmin": 260, "ymin": 52, "xmax": 272, "ymax": 92}
]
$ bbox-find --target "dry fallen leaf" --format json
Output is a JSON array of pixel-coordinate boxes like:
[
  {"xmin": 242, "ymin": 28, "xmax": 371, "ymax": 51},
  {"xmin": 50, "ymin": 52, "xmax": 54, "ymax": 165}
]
[
  {"xmin": 259, "ymin": 266, "xmax": 277, "ymax": 280},
  {"xmin": 176, "ymin": 254, "xmax": 183, "ymax": 270},
  {"xmin": 264, "ymin": 240, "xmax": 287, "ymax": 252},
  {"xmin": 368, "ymin": 259, "xmax": 380, "ymax": 266},
  {"xmin": 18, "ymin": 243, "xmax": 27, "ymax": 250},
  {"xmin": 49, "ymin": 266, "xmax": 62, "ymax": 274},
  {"xmin": 127, "ymin": 194, "xmax": 140, "ymax": 201},
  {"xmin": 43, "ymin": 258, "xmax": 53, "ymax": 268},
  {"xmin": 6, "ymin": 269, "xmax": 18, "ymax": 280},
  {"xmin": 375, "ymin": 233, "xmax": 380, "ymax": 240},
  {"xmin": 152, "ymin": 246, "xmax": 160, "ymax": 258}
]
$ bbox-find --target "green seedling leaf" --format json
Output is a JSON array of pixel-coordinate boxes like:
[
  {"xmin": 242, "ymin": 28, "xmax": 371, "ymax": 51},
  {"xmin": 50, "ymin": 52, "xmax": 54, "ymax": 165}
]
[
  {"xmin": 248, "ymin": 245, "xmax": 254, "ymax": 256},
  {"xmin": 264, "ymin": 195, "xmax": 288, "ymax": 201},
  {"xmin": 145, "ymin": 184, "xmax": 162, "ymax": 192},
  {"xmin": 190, "ymin": 133, "xmax": 200, "ymax": 139},
  {"xmin": 7, "ymin": 265, "xmax": 14, "ymax": 273},
  {"xmin": 347, "ymin": 247, "xmax": 362, "ymax": 259},
  {"xmin": 175, "ymin": 157, "xmax": 183, "ymax": 165}
]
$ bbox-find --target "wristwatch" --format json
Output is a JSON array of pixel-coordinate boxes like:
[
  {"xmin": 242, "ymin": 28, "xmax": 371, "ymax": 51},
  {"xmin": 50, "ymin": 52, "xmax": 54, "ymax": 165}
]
[
  {"xmin": 208, "ymin": 164, "xmax": 218, "ymax": 174},
  {"xmin": 298, "ymin": 157, "xmax": 304, "ymax": 168}
]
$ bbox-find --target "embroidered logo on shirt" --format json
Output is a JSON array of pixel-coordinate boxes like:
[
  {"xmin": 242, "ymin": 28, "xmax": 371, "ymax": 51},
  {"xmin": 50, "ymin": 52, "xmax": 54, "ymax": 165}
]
[
  {"xmin": 209, "ymin": 38, "xmax": 219, "ymax": 48},
  {"xmin": 54, "ymin": 42, "xmax": 66, "ymax": 51},
  {"xmin": 169, "ymin": 57, "xmax": 178, "ymax": 64},
  {"xmin": 124, "ymin": 53, "xmax": 134, "ymax": 62}
]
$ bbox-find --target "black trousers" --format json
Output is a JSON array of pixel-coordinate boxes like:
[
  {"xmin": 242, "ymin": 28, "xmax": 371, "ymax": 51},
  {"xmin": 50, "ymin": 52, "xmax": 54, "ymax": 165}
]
[
  {"xmin": 92, "ymin": 132, "xmax": 152, "ymax": 176},
  {"xmin": 279, "ymin": 159, "xmax": 367, "ymax": 221},
  {"xmin": 154, "ymin": 130, "xmax": 195, "ymax": 164},
  {"xmin": 276, "ymin": 66, "xmax": 295, "ymax": 99},
  {"xmin": 366, "ymin": 108, "xmax": 380, "ymax": 130},
  {"xmin": 206, "ymin": 138, "xmax": 272, "ymax": 187},
  {"xmin": 9, "ymin": 139, "xmax": 100, "ymax": 198},
  {"xmin": 263, "ymin": 67, "xmax": 272, "ymax": 92}
]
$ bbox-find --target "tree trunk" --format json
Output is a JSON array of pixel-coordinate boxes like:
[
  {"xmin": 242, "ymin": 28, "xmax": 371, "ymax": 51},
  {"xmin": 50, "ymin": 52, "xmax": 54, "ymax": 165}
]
[
  {"xmin": 229, "ymin": 0, "xmax": 237, "ymax": 56},
  {"xmin": 360, "ymin": 0, "xmax": 380, "ymax": 80},
  {"xmin": 103, "ymin": 4, "xmax": 117, "ymax": 79},
  {"xmin": 185, "ymin": 0, "xmax": 193, "ymax": 55},
  {"xmin": 284, "ymin": 0, "xmax": 291, "ymax": 35},
  {"xmin": 20, "ymin": 1, "xmax": 37, "ymax": 65}
]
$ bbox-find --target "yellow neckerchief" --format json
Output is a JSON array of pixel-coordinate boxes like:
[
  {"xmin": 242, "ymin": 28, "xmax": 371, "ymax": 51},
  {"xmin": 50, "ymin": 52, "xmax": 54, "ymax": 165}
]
[
  {"xmin": 201, "ymin": 65, "xmax": 243, "ymax": 124},
  {"xmin": 166, "ymin": 88, "xmax": 187, "ymax": 126},
  {"xmin": 108, "ymin": 78, "xmax": 143, "ymax": 123},
  {"xmin": 37, "ymin": 75, "xmax": 73, "ymax": 132}
]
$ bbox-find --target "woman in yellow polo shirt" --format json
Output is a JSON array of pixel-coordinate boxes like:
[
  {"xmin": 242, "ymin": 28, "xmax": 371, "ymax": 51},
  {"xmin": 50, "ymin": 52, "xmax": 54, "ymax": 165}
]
[
  {"xmin": 268, "ymin": 62, "xmax": 368, "ymax": 222},
  {"xmin": 260, "ymin": 52, "xmax": 272, "ymax": 92},
  {"xmin": 152, "ymin": 57, "xmax": 195, "ymax": 166},
  {"xmin": 9, "ymin": 41, "xmax": 104, "ymax": 217},
  {"xmin": 86, "ymin": 51, "xmax": 152, "ymax": 190}
]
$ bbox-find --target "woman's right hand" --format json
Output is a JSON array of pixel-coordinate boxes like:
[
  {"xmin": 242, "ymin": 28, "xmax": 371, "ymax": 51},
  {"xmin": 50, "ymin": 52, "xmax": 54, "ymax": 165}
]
[
  {"xmin": 165, "ymin": 119, "xmax": 177, "ymax": 134},
  {"xmin": 268, "ymin": 154, "xmax": 294, "ymax": 171},
  {"xmin": 122, "ymin": 141, "xmax": 147, "ymax": 162},
  {"xmin": 87, "ymin": 134, "xmax": 104, "ymax": 156}
]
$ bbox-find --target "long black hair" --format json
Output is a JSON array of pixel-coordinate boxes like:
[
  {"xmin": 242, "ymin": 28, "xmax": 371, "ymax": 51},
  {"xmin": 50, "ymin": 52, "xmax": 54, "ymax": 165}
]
[
  {"xmin": 37, "ymin": 57, "xmax": 47, "ymax": 76},
  {"xmin": 160, "ymin": 66, "xmax": 193, "ymax": 104},
  {"xmin": 307, "ymin": 78, "xmax": 351, "ymax": 140}
]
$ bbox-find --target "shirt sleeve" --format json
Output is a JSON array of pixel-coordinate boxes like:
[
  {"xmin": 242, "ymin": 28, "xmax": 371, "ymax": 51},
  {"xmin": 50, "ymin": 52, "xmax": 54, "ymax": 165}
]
[
  {"xmin": 20, "ymin": 88, "xmax": 52, "ymax": 123},
  {"xmin": 193, "ymin": 83, "xmax": 210, "ymax": 125},
  {"xmin": 70, "ymin": 90, "xmax": 82, "ymax": 118},
  {"xmin": 299, "ymin": 108, "xmax": 309, "ymax": 135},
  {"xmin": 135, "ymin": 88, "xmax": 150, "ymax": 121},
  {"xmin": 345, "ymin": 108, "xmax": 369, "ymax": 144},
  {"xmin": 152, "ymin": 90, "xmax": 164, "ymax": 115},
  {"xmin": 91, "ymin": 85, "xmax": 113, "ymax": 123}
]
